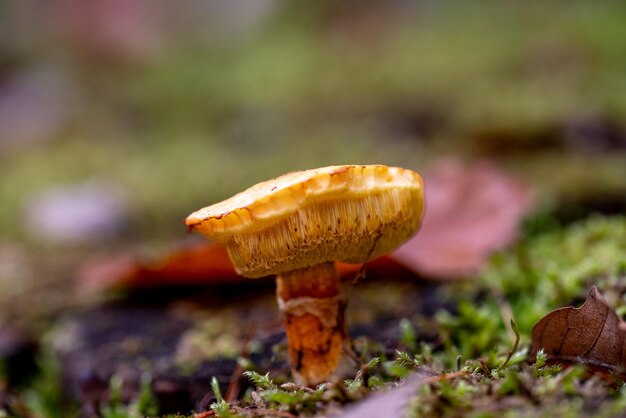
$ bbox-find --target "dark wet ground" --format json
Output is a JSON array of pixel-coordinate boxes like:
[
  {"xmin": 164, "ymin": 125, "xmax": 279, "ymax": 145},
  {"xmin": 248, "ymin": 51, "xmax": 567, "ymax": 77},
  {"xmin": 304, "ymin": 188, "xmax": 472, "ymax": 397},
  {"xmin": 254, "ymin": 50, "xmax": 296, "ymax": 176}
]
[{"xmin": 41, "ymin": 274, "xmax": 442, "ymax": 416}]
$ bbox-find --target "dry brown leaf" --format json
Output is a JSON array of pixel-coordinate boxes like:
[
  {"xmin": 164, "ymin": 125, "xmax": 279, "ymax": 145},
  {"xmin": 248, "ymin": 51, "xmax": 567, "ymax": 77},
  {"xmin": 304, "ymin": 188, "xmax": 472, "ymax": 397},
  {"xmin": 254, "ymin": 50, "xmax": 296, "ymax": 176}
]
[
  {"xmin": 531, "ymin": 286, "xmax": 626, "ymax": 376},
  {"xmin": 392, "ymin": 158, "xmax": 535, "ymax": 279}
]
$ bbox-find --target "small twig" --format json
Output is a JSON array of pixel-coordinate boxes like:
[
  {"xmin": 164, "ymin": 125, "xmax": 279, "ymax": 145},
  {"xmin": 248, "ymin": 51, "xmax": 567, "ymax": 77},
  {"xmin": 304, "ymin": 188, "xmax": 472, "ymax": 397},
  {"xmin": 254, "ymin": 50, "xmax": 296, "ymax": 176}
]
[
  {"xmin": 193, "ymin": 411, "xmax": 215, "ymax": 418},
  {"xmin": 490, "ymin": 277, "xmax": 516, "ymax": 343},
  {"xmin": 478, "ymin": 359, "xmax": 491, "ymax": 376},
  {"xmin": 280, "ymin": 382, "xmax": 315, "ymax": 393},
  {"xmin": 496, "ymin": 319, "xmax": 520, "ymax": 373},
  {"xmin": 422, "ymin": 370, "xmax": 470, "ymax": 385},
  {"xmin": 225, "ymin": 323, "xmax": 257, "ymax": 402},
  {"xmin": 194, "ymin": 405, "xmax": 297, "ymax": 418},
  {"xmin": 251, "ymin": 391, "xmax": 266, "ymax": 409},
  {"xmin": 232, "ymin": 406, "xmax": 298, "ymax": 418}
]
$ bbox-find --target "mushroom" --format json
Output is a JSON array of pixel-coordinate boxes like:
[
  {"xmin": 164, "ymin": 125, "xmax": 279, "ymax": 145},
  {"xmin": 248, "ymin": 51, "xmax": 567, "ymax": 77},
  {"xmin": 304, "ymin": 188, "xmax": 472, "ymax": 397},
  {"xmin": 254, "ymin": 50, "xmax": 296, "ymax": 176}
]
[{"xmin": 185, "ymin": 165, "xmax": 425, "ymax": 386}]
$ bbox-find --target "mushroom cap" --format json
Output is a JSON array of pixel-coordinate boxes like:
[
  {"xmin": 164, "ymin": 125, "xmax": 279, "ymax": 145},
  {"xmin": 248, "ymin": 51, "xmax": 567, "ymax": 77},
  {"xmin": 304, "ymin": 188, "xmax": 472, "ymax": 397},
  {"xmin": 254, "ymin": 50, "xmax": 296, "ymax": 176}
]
[{"xmin": 186, "ymin": 165, "xmax": 425, "ymax": 277}]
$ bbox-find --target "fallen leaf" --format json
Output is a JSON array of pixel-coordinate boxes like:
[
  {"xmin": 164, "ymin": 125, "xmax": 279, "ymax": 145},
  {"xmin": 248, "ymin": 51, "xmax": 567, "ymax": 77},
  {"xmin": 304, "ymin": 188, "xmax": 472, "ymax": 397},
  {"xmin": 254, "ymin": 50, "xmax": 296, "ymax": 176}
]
[
  {"xmin": 77, "ymin": 242, "xmax": 418, "ymax": 294},
  {"xmin": 77, "ymin": 242, "xmax": 245, "ymax": 295},
  {"xmin": 531, "ymin": 286, "xmax": 626, "ymax": 376},
  {"xmin": 392, "ymin": 158, "xmax": 535, "ymax": 279}
]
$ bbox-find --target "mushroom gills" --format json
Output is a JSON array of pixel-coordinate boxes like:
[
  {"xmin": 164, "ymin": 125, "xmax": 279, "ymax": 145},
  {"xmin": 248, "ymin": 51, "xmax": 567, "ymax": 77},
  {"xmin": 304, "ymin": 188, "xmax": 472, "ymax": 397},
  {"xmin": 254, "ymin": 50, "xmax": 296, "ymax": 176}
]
[{"xmin": 227, "ymin": 187, "xmax": 423, "ymax": 277}]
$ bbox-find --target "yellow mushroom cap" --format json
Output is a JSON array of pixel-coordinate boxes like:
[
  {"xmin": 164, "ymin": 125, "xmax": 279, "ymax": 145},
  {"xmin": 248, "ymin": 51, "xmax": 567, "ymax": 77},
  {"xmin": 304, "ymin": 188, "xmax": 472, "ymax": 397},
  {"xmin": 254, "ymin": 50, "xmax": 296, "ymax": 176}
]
[{"xmin": 186, "ymin": 165, "xmax": 425, "ymax": 278}]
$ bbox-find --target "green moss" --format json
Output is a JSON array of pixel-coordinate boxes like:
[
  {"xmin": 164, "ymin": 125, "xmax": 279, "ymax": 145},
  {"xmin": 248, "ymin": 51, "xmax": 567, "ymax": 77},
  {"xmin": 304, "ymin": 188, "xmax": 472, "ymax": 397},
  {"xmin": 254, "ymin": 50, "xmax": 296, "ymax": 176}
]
[
  {"xmin": 100, "ymin": 373, "xmax": 159, "ymax": 418},
  {"xmin": 398, "ymin": 216, "xmax": 626, "ymax": 417},
  {"xmin": 484, "ymin": 215, "xmax": 626, "ymax": 335},
  {"xmin": 232, "ymin": 215, "xmax": 626, "ymax": 417}
]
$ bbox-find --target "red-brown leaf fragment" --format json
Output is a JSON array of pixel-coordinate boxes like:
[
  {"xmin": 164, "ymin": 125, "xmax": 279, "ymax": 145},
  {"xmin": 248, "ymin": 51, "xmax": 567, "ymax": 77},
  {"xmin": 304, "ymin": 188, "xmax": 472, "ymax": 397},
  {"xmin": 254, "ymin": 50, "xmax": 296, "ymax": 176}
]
[
  {"xmin": 392, "ymin": 158, "xmax": 535, "ymax": 279},
  {"xmin": 77, "ymin": 242, "xmax": 247, "ymax": 294},
  {"xmin": 531, "ymin": 286, "xmax": 626, "ymax": 376},
  {"xmin": 76, "ymin": 241, "xmax": 417, "ymax": 294}
]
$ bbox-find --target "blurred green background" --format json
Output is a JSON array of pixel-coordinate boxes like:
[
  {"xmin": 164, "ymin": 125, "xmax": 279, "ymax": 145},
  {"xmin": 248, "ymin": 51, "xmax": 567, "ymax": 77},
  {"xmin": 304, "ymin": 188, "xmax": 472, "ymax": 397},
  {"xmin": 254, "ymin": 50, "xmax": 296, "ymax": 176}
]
[
  {"xmin": 1, "ymin": 0, "xmax": 625, "ymax": 249},
  {"xmin": 1, "ymin": 3, "xmax": 626, "ymax": 415}
]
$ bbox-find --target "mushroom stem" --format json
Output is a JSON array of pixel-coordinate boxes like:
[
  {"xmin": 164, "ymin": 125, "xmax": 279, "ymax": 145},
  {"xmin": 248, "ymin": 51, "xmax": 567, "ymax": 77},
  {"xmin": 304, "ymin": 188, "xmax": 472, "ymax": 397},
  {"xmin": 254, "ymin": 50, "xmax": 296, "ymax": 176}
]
[{"xmin": 276, "ymin": 262, "xmax": 353, "ymax": 386}]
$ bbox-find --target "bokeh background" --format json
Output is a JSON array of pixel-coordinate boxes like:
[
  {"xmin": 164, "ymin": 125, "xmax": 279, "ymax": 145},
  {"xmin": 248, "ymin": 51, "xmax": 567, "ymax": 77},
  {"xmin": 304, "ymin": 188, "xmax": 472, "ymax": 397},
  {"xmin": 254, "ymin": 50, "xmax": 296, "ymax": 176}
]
[{"xmin": 1, "ymin": 0, "xmax": 626, "ymax": 314}]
